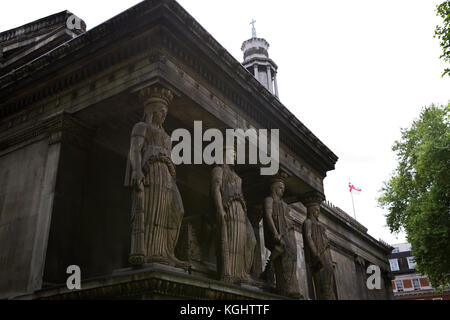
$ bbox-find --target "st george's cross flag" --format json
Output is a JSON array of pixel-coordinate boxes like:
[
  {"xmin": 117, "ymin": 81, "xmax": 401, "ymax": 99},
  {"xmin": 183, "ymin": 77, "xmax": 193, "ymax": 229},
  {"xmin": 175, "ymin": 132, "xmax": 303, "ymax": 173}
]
[{"xmin": 349, "ymin": 182, "xmax": 361, "ymax": 195}]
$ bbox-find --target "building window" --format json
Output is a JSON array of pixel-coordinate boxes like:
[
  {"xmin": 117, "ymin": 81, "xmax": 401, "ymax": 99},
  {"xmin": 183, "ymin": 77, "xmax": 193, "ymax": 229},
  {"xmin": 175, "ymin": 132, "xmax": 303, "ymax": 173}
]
[
  {"xmin": 412, "ymin": 278, "xmax": 420, "ymax": 290},
  {"xmin": 419, "ymin": 277, "xmax": 430, "ymax": 287},
  {"xmin": 392, "ymin": 247, "xmax": 399, "ymax": 253},
  {"xmin": 407, "ymin": 257, "xmax": 416, "ymax": 269},
  {"xmin": 389, "ymin": 259, "xmax": 399, "ymax": 271},
  {"xmin": 395, "ymin": 280, "xmax": 404, "ymax": 292},
  {"xmin": 403, "ymin": 279, "xmax": 412, "ymax": 289}
]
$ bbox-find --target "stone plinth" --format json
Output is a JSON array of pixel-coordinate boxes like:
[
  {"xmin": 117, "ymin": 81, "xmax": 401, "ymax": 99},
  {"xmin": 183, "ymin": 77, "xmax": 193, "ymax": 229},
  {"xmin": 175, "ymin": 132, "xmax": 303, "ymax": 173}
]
[{"xmin": 15, "ymin": 265, "xmax": 290, "ymax": 300}]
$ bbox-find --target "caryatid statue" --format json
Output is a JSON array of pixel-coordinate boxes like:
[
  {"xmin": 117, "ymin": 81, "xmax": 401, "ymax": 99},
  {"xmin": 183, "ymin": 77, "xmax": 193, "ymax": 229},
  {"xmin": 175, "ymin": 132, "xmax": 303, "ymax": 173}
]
[
  {"xmin": 263, "ymin": 176, "xmax": 302, "ymax": 298},
  {"xmin": 211, "ymin": 146, "xmax": 256, "ymax": 284},
  {"xmin": 125, "ymin": 87, "xmax": 188, "ymax": 269},
  {"xmin": 302, "ymin": 192, "xmax": 337, "ymax": 300}
]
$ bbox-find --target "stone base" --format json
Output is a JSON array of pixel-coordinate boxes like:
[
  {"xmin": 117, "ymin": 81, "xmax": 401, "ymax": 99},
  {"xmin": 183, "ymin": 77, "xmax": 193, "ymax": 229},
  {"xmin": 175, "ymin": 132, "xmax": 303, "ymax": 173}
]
[{"xmin": 16, "ymin": 264, "xmax": 291, "ymax": 300}]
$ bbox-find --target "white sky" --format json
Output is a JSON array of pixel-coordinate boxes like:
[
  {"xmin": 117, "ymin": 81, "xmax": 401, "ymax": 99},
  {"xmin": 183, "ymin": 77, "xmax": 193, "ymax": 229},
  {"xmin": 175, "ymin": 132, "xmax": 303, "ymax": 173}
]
[{"xmin": 2, "ymin": 0, "xmax": 449, "ymax": 244}]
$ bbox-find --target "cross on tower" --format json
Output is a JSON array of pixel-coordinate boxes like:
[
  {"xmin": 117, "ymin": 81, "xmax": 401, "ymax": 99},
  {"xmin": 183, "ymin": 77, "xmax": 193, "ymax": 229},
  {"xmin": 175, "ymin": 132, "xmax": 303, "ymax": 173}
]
[{"xmin": 250, "ymin": 19, "xmax": 257, "ymax": 38}]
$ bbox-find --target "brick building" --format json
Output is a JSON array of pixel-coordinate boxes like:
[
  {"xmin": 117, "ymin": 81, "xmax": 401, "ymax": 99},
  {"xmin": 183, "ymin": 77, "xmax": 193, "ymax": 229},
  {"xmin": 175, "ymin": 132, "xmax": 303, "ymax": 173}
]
[{"xmin": 389, "ymin": 243, "xmax": 450, "ymax": 300}]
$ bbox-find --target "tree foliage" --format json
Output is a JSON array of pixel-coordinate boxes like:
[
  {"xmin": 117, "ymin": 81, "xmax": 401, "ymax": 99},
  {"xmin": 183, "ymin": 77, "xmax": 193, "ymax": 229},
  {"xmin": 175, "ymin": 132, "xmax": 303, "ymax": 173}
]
[
  {"xmin": 435, "ymin": 1, "xmax": 450, "ymax": 77},
  {"xmin": 378, "ymin": 103, "xmax": 450, "ymax": 289}
]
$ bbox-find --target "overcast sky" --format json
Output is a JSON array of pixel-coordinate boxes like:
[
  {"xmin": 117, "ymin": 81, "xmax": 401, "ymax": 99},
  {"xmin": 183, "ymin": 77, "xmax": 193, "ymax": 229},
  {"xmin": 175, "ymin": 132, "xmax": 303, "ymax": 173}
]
[{"xmin": 2, "ymin": 0, "xmax": 449, "ymax": 245}]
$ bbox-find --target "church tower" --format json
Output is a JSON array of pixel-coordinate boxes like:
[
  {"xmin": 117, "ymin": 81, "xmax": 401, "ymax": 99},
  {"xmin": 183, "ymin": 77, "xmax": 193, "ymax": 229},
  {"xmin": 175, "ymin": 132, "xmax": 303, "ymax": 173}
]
[{"xmin": 241, "ymin": 20, "xmax": 279, "ymax": 98}]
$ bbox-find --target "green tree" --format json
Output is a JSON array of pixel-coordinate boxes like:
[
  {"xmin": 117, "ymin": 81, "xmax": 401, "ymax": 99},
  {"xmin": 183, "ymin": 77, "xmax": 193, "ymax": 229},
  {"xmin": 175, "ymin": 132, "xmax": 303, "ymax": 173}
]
[
  {"xmin": 378, "ymin": 103, "xmax": 450, "ymax": 289},
  {"xmin": 435, "ymin": 1, "xmax": 450, "ymax": 77}
]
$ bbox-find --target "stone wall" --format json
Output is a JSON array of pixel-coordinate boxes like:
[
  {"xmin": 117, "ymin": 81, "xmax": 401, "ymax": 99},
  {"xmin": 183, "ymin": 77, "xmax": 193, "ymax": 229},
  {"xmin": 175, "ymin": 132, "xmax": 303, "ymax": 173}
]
[
  {"xmin": 43, "ymin": 141, "xmax": 131, "ymax": 285},
  {"xmin": 0, "ymin": 139, "xmax": 51, "ymax": 298}
]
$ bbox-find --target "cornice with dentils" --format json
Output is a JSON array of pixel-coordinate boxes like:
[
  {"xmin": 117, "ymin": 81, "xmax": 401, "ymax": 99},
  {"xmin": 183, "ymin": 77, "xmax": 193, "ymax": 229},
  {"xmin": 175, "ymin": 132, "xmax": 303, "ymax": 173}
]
[
  {"xmin": 0, "ymin": 0, "xmax": 338, "ymax": 170},
  {"xmin": 0, "ymin": 10, "xmax": 80, "ymax": 44}
]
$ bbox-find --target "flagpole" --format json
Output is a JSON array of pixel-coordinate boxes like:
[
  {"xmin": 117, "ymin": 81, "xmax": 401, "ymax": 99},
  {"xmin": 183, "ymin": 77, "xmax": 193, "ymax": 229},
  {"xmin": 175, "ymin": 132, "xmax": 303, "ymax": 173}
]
[
  {"xmin": 350, "ymin": 190, "xmax": 356, "ymax": 220},
  {"xmin": 349, "ymin": 178, "xmax": 357, "ymax": 220}
]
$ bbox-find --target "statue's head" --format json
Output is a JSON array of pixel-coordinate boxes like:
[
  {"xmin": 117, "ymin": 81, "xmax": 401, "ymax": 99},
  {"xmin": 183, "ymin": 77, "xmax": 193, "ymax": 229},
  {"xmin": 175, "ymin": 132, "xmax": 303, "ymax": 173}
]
[
  {"xmin": 270, "ymin": 172, "xmax": 288, "ymax": 198},
  {"xmin": 301, "ymin": 191, "xmax": 324, "ymax": 220},
  {"xmin": 139, "ymin": 87, "xmax": 173, "ymax": 126},
  {"xmin": 147, "ymin": 103, "xmax": 168, "ymax": 126},
  {"xmin": 270, "ymin": 180, "xmax": 285, "ymax": 198},
  {"xmin": 308, "ymin": 203, "xmax": 321, "ymax": 219}
]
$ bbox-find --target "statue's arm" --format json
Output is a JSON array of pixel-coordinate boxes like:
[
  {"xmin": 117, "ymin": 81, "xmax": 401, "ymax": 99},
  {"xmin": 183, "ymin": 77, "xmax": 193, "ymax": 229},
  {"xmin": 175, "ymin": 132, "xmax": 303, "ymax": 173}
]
[
  {"xmin": 211, "ymin": 167, "xmax": 225, "ymax": 218},
  {"xmin": 264, "ymin": 197, "xmax": 280, "ymax": 242},
  {"xmin": 129, "ymin": 122, "xmax": 146, "ymax": 188},
  {"xmin": 304, "ymin": 220, "xmax": 320, "ymax": 261}
]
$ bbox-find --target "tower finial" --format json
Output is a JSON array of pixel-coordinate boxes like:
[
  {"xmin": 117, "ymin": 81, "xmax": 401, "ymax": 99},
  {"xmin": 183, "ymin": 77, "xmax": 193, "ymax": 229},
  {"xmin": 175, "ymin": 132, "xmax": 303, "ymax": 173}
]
[{"xmin": 250, "ymin": 19, "xmax": 257, "ymax": 38}]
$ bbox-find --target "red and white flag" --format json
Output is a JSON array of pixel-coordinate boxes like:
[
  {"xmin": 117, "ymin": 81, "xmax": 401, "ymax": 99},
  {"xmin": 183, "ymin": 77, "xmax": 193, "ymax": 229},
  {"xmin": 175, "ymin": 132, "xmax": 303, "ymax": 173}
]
[{"xmin": 349, "ymin": 182, "xmax": 361, "ymax": 195}]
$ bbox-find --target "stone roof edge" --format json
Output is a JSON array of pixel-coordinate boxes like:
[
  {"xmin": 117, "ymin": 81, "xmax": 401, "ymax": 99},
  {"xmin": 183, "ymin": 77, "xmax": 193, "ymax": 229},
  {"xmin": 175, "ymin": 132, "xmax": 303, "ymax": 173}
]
[
  {"xmin": 168, "ymin": 0, "xmax": 338, "ymax": 165},
  {"xmin": 322, "ymin": 200, "xmax": 368, "ymax": 233},
  {"xmin": 321, "ymin": 201, "xmax": 394, "ymax": 254},
  {"xmin": 0, "ymin": 0, "xmax": 338, "ymax": 167},
  {"xmin": 0, "ymin": 10, "xmax": 74, "ymax": 43},
  {"xmin": 290, "ymin": 202, "xmax": 393, "ymax": 256}
]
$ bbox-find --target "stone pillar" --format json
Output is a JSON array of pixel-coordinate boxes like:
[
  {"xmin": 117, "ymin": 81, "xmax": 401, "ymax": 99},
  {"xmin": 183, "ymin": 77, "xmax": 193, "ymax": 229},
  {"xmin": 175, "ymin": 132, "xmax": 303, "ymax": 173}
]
[
  {"xmin": 27, "ymin": 138, "xmax": 61, "ymax": 292},
  {"xmin": 274, "ymin": 72, "xmax": 279, "ymax": 98},
  {"xmin": 27, "ymin": 113, "xmax": 94, "ymax": 292},
  {"xmin": 354, "ymin": 256, "xmax": 369, "ymax": 300},
  {"xmin": 253, "ymin": 64, "xmax": 259, "ymax": 82},
  {"xmin": 267, "ymin": 65, "xmax": 273, "ymax": 94}
]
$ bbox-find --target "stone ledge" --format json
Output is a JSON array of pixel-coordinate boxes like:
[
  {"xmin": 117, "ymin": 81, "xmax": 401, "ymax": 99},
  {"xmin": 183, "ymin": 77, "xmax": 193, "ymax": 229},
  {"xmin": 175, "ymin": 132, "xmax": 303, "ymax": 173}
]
[{"xmin": 15, "ymin": 265, "xmax": 290, "ymax": 300}]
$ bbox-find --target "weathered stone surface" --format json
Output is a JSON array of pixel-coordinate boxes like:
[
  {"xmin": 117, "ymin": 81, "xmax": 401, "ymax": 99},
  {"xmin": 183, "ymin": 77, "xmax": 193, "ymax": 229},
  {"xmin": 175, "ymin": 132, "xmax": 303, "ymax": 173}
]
[
  {"xmin": 211, "ymin": 151, "xmax": 257, "ymax": 284},
  {"xmin": 16, "ymin": 265, "xmax": 287, "ymax": 300},
  {"xmin": 0, "ymin": 140, "xmax": 50, "ymax": 298},
  {"xmin": 0, "ymin": 0, "xmax": 394, "ymax": 300},
  {"xmin": 0, "ymin": 11, "xmax": 85, "ymax": 76},
  {"xmin": 301, "ymin": 193, "xmax": 338, "ymax": 300},
  {"xmin": 263, "ymin": 177, "xmax": 302, "ymax": 298},
  {"xmin": 125, "ymin": 86, "xmax": 188, "ymax": 269}
]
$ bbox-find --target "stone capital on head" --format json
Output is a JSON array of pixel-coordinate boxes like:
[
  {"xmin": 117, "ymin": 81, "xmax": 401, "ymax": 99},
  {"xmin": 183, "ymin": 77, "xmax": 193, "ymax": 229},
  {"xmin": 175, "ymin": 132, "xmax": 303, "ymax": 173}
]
[
  {"xmin": 300, "ymin": 191, "xmax": 325, "ymax": 208},
  {"xmin": 139, "ymin": 86, "xmax": 173, "ymax": 108}
]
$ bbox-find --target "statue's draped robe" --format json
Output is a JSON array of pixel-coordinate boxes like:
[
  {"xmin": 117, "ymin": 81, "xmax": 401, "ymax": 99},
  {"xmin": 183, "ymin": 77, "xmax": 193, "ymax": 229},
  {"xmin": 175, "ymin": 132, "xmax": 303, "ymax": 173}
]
[
  {"xmin": 218, "ymin": 166, "xmax": 256, "ymax": 282},
  {"xmin": 302, "ymin": 218, "xmax": 337, "ymax": 300},
  {"xmin": 265, "ymin": 198, "xmax": 300, "ymax": 296},
  {"xmin": 126, "ymin": 123, "xmax": 184, "ymax": 264}
]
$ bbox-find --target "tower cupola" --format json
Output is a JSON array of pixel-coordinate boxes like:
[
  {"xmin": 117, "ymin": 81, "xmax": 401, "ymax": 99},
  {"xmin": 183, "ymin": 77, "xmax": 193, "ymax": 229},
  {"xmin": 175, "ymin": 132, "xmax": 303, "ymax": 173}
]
[{"xmin": 241, "ymin": 20, "xmax": 279, "ymax": 97}]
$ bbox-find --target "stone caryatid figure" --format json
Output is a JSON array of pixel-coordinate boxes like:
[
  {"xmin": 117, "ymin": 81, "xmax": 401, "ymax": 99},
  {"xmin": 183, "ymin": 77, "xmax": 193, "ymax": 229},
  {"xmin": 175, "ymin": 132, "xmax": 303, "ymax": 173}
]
[
  {"xmin": 302, "ymin": 192, "xmax": 337, "ymax": 300},
  {"xmin": 211, "ymin": 147, "xmax": 256, "ymax": 284},
  {"xmin": 125, "ymin": 87, "xmax": 187, "ymax": 269},
  {"xmin": 263, "ymin": 177, "xmax": 302, "ymax": 298}
]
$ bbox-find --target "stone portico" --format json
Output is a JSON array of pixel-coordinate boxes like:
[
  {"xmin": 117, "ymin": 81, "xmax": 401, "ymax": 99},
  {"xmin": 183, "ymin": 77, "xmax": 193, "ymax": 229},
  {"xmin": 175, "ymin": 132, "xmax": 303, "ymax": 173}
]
[{"xmin": 0, "ymin": 0, "xmax": 393, "ymax": 300}]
